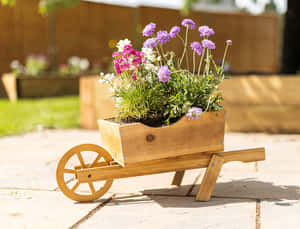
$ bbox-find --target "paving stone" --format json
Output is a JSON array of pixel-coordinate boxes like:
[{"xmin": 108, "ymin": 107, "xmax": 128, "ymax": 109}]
[
  {"xmin": 0, "ymin": 130, "xmax": 100, "ymax": 190},
  {"xmin": 0, "ymin": 189, "xmax": 110, "ymax": 229},
  {"xmin": 261, "ymin": 200, "xmax": 300, "ymax": 229},
  {"xmin": 110, "ymin": 169, "xmax": 203, "ymax": 196},
  {"xmin": 191, "ymin": 172, "xmax": 300, "ymax": 200},
  {"xmin": 78, "ymin": 194, "xmax": 256, "ymax": 229}
]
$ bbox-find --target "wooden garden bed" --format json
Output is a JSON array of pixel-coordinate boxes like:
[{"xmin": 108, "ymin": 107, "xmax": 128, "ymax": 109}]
[
  {"xmin": 80, "ymin": 75, "xmax": 300, "ymax": 133},
  {"xmin": 1, "ymin": 73, "xmax": 80, "ymax": 101}
]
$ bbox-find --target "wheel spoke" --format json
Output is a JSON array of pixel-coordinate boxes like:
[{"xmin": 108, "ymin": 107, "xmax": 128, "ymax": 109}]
[
  {"xmin": 89, "ymin": 154, "xmax": 102, "ymax": 168},
  {"xmin": 64, "ymin": 169, "xmax": 75, "ymax": 174},
  {"xmin": 76, "ymin": 152, "xmax": 86, "ymax": 168},
  {"xmin": 71, "ymin": 181, "xmax": 80, "ymax": 192},
  {"xmin": 88, "ymin": 182, "xmax": 96, "ymax": 194}
]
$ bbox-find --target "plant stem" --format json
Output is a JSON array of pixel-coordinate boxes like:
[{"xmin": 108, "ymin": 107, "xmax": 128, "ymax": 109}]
[
  {"xmin": 197, "ymin": 48, "xmax": 205, "ymax": 77},
  {"xmin": 221, "ymin": 43, "xmax": 229, "ymax": 72},
  {"xmin": 159, "ymin": 44, "xmax": 167, "ymax": 64},
  {"xmin": 179, "ymin": 27, "xmax": 189, "ymax": 68},
  {"xmin": 177, "ymin": 34, "xmax": 185, "ymax": 45},
  {"xmin": 192, "ymin": 51, "xmax": 195, "ymax": 75},
  {"xmin": 155, "ymin": 46, "xmax": 163, "ymax": 66},
  {"xmin": 205, "ymin": 49, "xmax": 211, "ymax": 76}
]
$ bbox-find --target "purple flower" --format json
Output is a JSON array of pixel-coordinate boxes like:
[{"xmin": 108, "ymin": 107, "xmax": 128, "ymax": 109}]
[
  {"xmin": 169, "ymin": 26, "xmax": 180, "ymax": 38},
  {"xmin": 156, "ymin": 30, "xmax": 170, "ymax": 45},
  {"xmin": 186, "ymin": 107, "xmax": 203, "ymax": 120},
  {"xmin": 202, "ymin": 39, "xmax": 216, "ymax": 50},
  {"xmin": 157, "ymin": 65, "xmax": 171, "ymax": 83},
  {"xmin": 143, "ymin": 38, "xmax": 158, "ymax": 48},
  {"xmin": 181, "ymin": 19, "xmax": 196, "ymax": 30},
  {"xmin": 142, "ymin": 22, "xmax": 156, "ymax": 37},
  {"xmin": 198, "ymin": 25, "xmax": 215, "ymax": 37},
  {"xmin": 223, "ymin": 63, "xmax": 230, "ymax": 73},
  {"xmin": 190, "ymin": 41, "xmax": 203, "ymax": 55},
  {"xmin": 226, "ymin": 40, "xmax": 232, "ymax": 45}
]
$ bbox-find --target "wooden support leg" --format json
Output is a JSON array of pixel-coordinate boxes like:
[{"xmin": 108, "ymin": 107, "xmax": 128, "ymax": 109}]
[
  {"xmin": 196, "ymin": 154, "xmax": 224, "ymax": 201},
  {"xmin": 171, "ymin": 171, "xmax": 185, "ymax": 186}
]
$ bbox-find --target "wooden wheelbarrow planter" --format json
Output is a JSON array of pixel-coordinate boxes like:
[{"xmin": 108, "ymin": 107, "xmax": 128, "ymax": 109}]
[{"xmin": 56, "ymin": 111, "xmax": 265, "ymax": 202}]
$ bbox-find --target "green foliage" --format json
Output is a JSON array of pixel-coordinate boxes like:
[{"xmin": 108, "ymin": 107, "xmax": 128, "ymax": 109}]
[
  {"xmin": 113, "ymin": 57, "xmax": 225, "ymax": 124},
  {"xmin": 0, "ymin": 0, "xmax": 80, "ymax": 14},
  {"xmin": 39, "ymin": 0, "xmax": 80, "ymax": 14},
  {"xmin": 0, "ymin": 96, "xmax": 79, "ymax": 137},
  {"xmin": 181, "ymin": 0, "xmax": 222, "ymax": 15},
  {"xmin": 0, "ymin": 0, "xmax": 15, "ymax": 6},
  {"xmin": 10, "ymin": 55, "xmax": 48, "ymax": 77}
]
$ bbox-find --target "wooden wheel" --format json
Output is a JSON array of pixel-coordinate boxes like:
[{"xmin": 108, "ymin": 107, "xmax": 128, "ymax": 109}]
[{"xmin": 56, "ymin": 144, "xmax": 114, "ymax": 202}]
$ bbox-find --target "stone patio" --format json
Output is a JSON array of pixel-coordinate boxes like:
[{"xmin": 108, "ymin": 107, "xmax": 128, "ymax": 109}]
[{"xmin": 0, "ymin": 129, "xmax": 299, "ymax": 228}]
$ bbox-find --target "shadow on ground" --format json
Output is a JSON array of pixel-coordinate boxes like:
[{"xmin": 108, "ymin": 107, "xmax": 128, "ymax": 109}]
[{"xmin": 74, "ymin": 178, "xmax": 300, "ymax": 208}]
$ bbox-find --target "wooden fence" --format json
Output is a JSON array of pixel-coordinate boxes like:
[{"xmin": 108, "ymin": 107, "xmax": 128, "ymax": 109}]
[{"xmin": 0, "ymin": 1, "xmax": 280, "ymax": 97}]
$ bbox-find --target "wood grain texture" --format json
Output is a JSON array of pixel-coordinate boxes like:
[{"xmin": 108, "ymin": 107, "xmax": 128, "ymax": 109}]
[
  {"xmin": 1, "ymin": 73, "xmax": 79, "ymax": 101},
  {"xmin": 1, "ymin": 73, "xmax": 17, "ymax": 101},
  {"xmin": 56, "ymin": 144, "xmax": 114, "ymax": 202},
  {"xmin": 98, "ymin": 111, "xmax": 225, "ymax": 165},
  {"xmin": 225, "ymin": 105, "xmax": 300, "ymax": 133},
  {"xmin": 80, "ymin": 76, "xmax": 96, "ymax": 129},
  {"xmin": 80, "ymin": 76, "xmax": 117, "ymax": 129},
  {"xmin": 76, "ymin": 147, "xmax": 265, "ymax": 183},
  {"xmin": 221, "ymin": 75, "xmax": 300, "ymax": 106},
  {"xmin": 196, "ymin": 154, "xmax": 224, "ymax": 201},
  {"xmin": 171, "ymin": 171, "xmax": 185, "ymax": 186}
]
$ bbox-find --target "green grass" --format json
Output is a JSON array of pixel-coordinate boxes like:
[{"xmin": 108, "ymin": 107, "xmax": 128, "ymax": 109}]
[{"xmin": 0, "ymin": 96, "xmax": 80, "ymax": 137}]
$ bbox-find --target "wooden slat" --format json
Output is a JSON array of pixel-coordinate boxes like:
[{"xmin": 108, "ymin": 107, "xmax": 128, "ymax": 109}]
[
  {"xmin": 196, "ymin": 154, "xmax": 224, "ymax": 201},
  {"xmin": 1, "ymin": 73, "xmax": 17, "ymax": 101},
  {"xmin": 76, "ymin": 147, "xmax": 265, "ymax": 183},
  {"xmin": 99, "ymin": 111, "xmax": 225, "ymax": 165},
  {"xmin": 171, "ymin": 171, "xmax": 185, "ymax": 186},
  {"xmin": 221, "ymin": 76, "xmax": 300, "ymax": 106},
  {"xmin": 225, "ymin": 105, "xmax": 300, "ymax": 134}
]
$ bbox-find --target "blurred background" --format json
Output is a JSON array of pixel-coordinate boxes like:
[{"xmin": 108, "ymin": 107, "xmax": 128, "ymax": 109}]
[{"xmin": 0, "ymin": 0, "xmax": 299, "ymax": 136}]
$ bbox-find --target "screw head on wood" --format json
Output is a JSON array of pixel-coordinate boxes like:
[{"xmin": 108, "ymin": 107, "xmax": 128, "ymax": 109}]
[
  {"xmin": 146, "ymin": 134, "xmax": 155, "ymax": 142},
  {"xmin": 88, "ymin": 174, "xmax": 92, "ymax": 178},
  {"xmin": 212, "ymin": 163, "xmax": 215, "ymax": 167}
]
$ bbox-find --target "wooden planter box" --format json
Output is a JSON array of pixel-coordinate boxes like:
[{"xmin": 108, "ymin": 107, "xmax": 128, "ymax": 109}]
[
  {"xmin": 98, "ymin": 110, "xmax": 225, "ymax": 166},
  {"xmin": 1, "ymin": 73, "xmax": 79, "ymax": 101}
]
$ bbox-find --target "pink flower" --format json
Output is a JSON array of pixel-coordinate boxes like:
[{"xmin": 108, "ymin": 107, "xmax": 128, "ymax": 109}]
[
  {"xmin": 120, "ymin": 63, "xmax": 130, "ymax": 70},
  {"xmin": 112, "ymin": 52, "xmax": 120, "ymax": 58},
  {"xmin": 132, "ymin": 57, "xmax": 141, "ymax": 64},
  {"xmin": 114, "ymin": 62, "xmax": 121, "ymax": 74}
]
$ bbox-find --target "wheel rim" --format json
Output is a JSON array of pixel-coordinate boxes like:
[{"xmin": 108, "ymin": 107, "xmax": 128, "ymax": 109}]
[{"xmin": 56, "ymin": 144, "xmax": 113, "ymax": 202}]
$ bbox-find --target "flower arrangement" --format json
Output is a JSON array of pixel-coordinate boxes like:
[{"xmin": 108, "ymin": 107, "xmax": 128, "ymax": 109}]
[
  {"xmin": 10, "ymin": 54, "xmax": 48, "ymax": 77},
  {"xmin": 99, "ymin": 19, "xmax": 232, "ymax": 126}
]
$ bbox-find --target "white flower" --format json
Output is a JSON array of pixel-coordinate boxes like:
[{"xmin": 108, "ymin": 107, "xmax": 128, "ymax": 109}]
[
  {"xmin": 116, "ymin": 39, "xmax": 131, "ymax": 52},
  {"xmin": 10, "ymin": 60, "xmax": 20, "ymax": 69},
  {"xmin": 144, "ymin": 63, "xmax": 156, "ymax": 71},
  {"xmin": 145, "ymin": 74, "xmax": 153, "ymax": 83},
  {"xmin": 79, "ymin": 58, "xmax": 89, "ymax": 70},
  {"xmin": 69, "ymin": 56, "xmax": 81, "ymax": 66},
  {"xmin": 104, "ymin": 73, "xmax": 114, "ymax": 82},
  {"xmin": 115, "ymin": 97, "xmax": 123, "ymax": 108},
  {"xmin": 142, "ymin": 48, "xmax": 155, "ymax": 62},
  {"xmin": 99, "ymin": 72, "xmax": 115, "ymax": 84}
]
